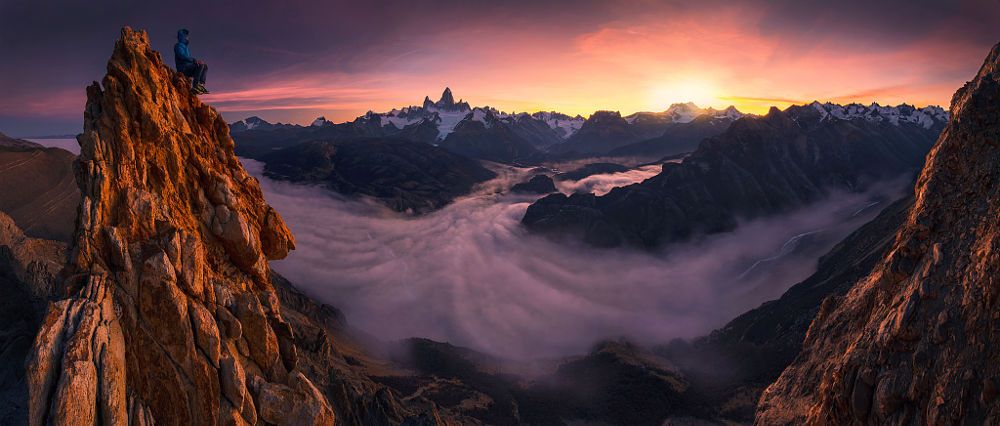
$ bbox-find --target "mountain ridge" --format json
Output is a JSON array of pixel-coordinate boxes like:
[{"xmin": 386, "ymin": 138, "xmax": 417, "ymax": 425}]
[
  {"xmin": 756, "ymin": 40, "xmax": 1000, "ymax": 425},
  {"xmin": 522, "ymin": 102, "xmax": 945, "ymax": 248}
]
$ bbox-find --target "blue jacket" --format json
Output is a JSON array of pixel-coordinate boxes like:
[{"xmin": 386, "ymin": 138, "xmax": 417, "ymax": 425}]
[{"xmin": 174, "ymin": 29, "xmax": 195, "ymax": 70}]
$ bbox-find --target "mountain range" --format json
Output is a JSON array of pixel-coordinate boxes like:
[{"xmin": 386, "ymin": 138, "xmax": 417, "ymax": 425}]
[
  {"xmin": 522, "ymin": 102, "xmax": 948, "ymax": 248},
  {"xmin": 230, "ymin": 88, "xmax": 947, "ymax": 216},
  {"xmin": 228, "ymin": 89, "xmax": 750, "ymax": 163}
]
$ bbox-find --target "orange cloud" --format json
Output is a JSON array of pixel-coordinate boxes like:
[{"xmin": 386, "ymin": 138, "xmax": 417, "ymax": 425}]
[{"xmin": 197, "ymin": 4, "xmax": 987, "ymax": 124}]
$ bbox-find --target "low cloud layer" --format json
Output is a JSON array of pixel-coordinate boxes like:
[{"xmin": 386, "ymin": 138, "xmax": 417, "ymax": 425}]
[
  {"xmin": 246, "ymin": 159, "xmax": 908, "ymax": 359},
  {"xmin": 554, "ymin": 165, "xmax": 663, "ymax": 196}
]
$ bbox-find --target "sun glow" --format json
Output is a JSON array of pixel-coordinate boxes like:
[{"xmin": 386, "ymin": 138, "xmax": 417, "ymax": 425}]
[{"xmin": 648, "ymin": 79, "xmax": 723, "ymax": 110}]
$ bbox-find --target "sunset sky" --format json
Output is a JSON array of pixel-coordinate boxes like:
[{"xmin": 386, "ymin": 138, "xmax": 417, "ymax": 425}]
[{"xmin": 1, "ymin": 0, "xmax": 998, "ymax": 136}]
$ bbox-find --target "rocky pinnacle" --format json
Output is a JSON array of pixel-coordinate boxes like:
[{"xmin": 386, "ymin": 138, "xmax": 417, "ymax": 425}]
[{"xmin": 25, "ymin": 27, "xmax": 334, "ymax": 425}]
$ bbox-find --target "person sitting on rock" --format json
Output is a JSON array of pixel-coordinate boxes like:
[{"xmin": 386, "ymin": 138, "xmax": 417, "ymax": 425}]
[{"xmin": 174, "ymin": 29, "xmax": 209, "ymax": 94}]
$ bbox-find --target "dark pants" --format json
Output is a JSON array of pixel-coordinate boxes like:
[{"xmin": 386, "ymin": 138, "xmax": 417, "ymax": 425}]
[{"xmin": 181, "ymin": 62, "xmax": 208, "ymax": 86}]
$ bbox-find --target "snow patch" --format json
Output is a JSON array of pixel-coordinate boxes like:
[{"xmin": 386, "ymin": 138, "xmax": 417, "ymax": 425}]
[{"xmin": 810, "ymin": 102, "xmax": 948, "ymax": 129}]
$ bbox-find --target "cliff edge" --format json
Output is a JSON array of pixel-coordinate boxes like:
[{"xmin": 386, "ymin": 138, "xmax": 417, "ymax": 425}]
[
  {"xmin": 24, "ymin": 27, "xmax": 335, "ymax": 425},
  {"xmin": 756, "ymin": 42, "xmax": 1000, "ymax": 424}
]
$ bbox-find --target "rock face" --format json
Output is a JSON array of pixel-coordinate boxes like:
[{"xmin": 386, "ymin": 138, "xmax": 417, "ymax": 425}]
[
  {"xmin": 756, "ymin": 42, "xmax": 1000, "ymax": 424},
  {"xmin": 423, "ymin": 87, "xmax": 470, "ymax": 112},
  {"xmin": 24, "ymin": 27, "xmax": 333, "ymax": 425},
  {"xmin": 0, "ymin": 135, "xmax": 80, "ymax": 242},
  {"xmin": 658, "ymin": 196, "xmax": 913, "ymax": 422},
  {"xmin": 523, "ymin": 104, "xmax": 942, "ymax": 248},
  {"xmin": 272, "ymin": 272, "xmax": 476, "ymax": 425},
  {"xmin": 0, "ymin": 212, "xmax": 67, "ymax": 424},
  {"xmin": 261, "ymin": 138, "xmax": 497, "ymax": 213}
]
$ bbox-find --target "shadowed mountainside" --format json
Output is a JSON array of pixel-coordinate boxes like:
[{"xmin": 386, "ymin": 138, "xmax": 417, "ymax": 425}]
[
  {"xmin": 0, "ymin": 132, "xmax": 79, "ymax": 242},
  {"xmin": 757, "ymin": 41, "xmax": 1000, "ymax": 425},
  {"xmin": 523, "ymin": 105, "xmax": 943, "ymax": 248},
  {"xmin": 261, "ymin": 138, "xmax": 496, "ymax": 214},
  {"xmin": 658, "ymin": 195, "xmax": 913, "ymax": 421},
  {"xmin": 0, "ymin": 212, "xmax": 67, "ymax": 424}
]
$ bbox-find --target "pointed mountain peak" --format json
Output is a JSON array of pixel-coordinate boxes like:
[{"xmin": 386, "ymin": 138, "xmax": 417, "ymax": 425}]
[
  {"xmin": 764, "ymin": 106, "xmax": 789, "ymax": 122},
  {"xmin": 664, "ymin": 102, "xmax": 704, "ymax": 123},
  {"xmin": 950, "ymin": 41, "xmax": 1000, "ymax": 117},
  {"xmin": 23, "ymin": 26, "xmax": 337, "ymax": 424},
  {"xmin": 439, "ymin": 87, "xmax": 455, "ymax": 106}
]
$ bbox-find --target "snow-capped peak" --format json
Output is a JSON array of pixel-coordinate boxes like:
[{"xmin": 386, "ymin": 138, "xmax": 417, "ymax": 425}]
[
  {"xmin": 807, "ymin": 101, "xmax": 948, "ymax": 129},
  {"xmin": 310, "ymin": 116, "xmax": 330, "ymax": 127},
  {"xmin": 623, "ymin": 104, "xmax": 743, "ymax": 125},
  {"xmin": 532, "ymin": 111, "xmax": 585, "ymax": 138},
  {"xmin": 705, "ymin": 106, "xmax": 744, "ymax": 121},
  {"xmin": 243, "ymin": 116, "xmax": 269, "ymax": 130},
  {"xmin": 470, "ymin": 107, "xmax": 493, "ymax": 128},
  {"xmin": 665, "ymin": 102, "xmax": 702, "ymax": 123}
]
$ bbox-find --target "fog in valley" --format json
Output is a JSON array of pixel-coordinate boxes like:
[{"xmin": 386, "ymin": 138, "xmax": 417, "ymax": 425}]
[{"xmin": 245, "ymin": 159, "xmax": 907, "ymax": 359}]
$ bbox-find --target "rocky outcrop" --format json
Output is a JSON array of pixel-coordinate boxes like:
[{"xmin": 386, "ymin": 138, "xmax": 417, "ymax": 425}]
[
  {"xmin": 756, "ymin": 42, "xmax": 1000, "ymax": 424},
  {"xmin": 0, "ymin": 136, "xmax": 80, "ymax": 242},
  {"xmin": 0, "ymin": 211, "xmax": 65, "ymax": 300},
  {"xmin": 437, "ymin": 87, "xmax": 456, "ymax": 108},
  {"xmin": 523, "ymin": 104, "xmax": 942, "ymax": 248},
  {"xmin": 24, "ymin": 27, "xmax": 332, "ymax": 425},
  {"xmin": 0, "ymin": 212, "xmax": 67, "ymax": 424},
  {"xmin": 658, "ymin": 195, "xmax": 913, "ymax": 422},
  {"xmin": 424, "ymin": 87, "xmax": 470, "ymax": 112},
  {"xmin": 270, "ymin": 273, "xmax": 462, "ymax": 425}
]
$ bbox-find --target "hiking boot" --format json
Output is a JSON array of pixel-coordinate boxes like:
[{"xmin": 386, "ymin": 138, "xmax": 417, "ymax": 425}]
[{"xmin": 194, "ymin": 84, "xmax": 210, "ymax": 94}]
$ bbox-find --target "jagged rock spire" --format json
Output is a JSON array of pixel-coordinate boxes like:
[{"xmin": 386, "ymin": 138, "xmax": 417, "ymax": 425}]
[
  {"xmin": 439, "ymin": 87, "xmax": 455, "ymax": 106},
  {"xmin": 25, "ymin": 27, "xmax": 333, "ymax": 425}
]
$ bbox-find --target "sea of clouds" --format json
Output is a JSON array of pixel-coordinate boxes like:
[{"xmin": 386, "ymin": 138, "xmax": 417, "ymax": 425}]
[{"xmin": 245, "ymin": 159, "xmax": 907, "ymax": 359}]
